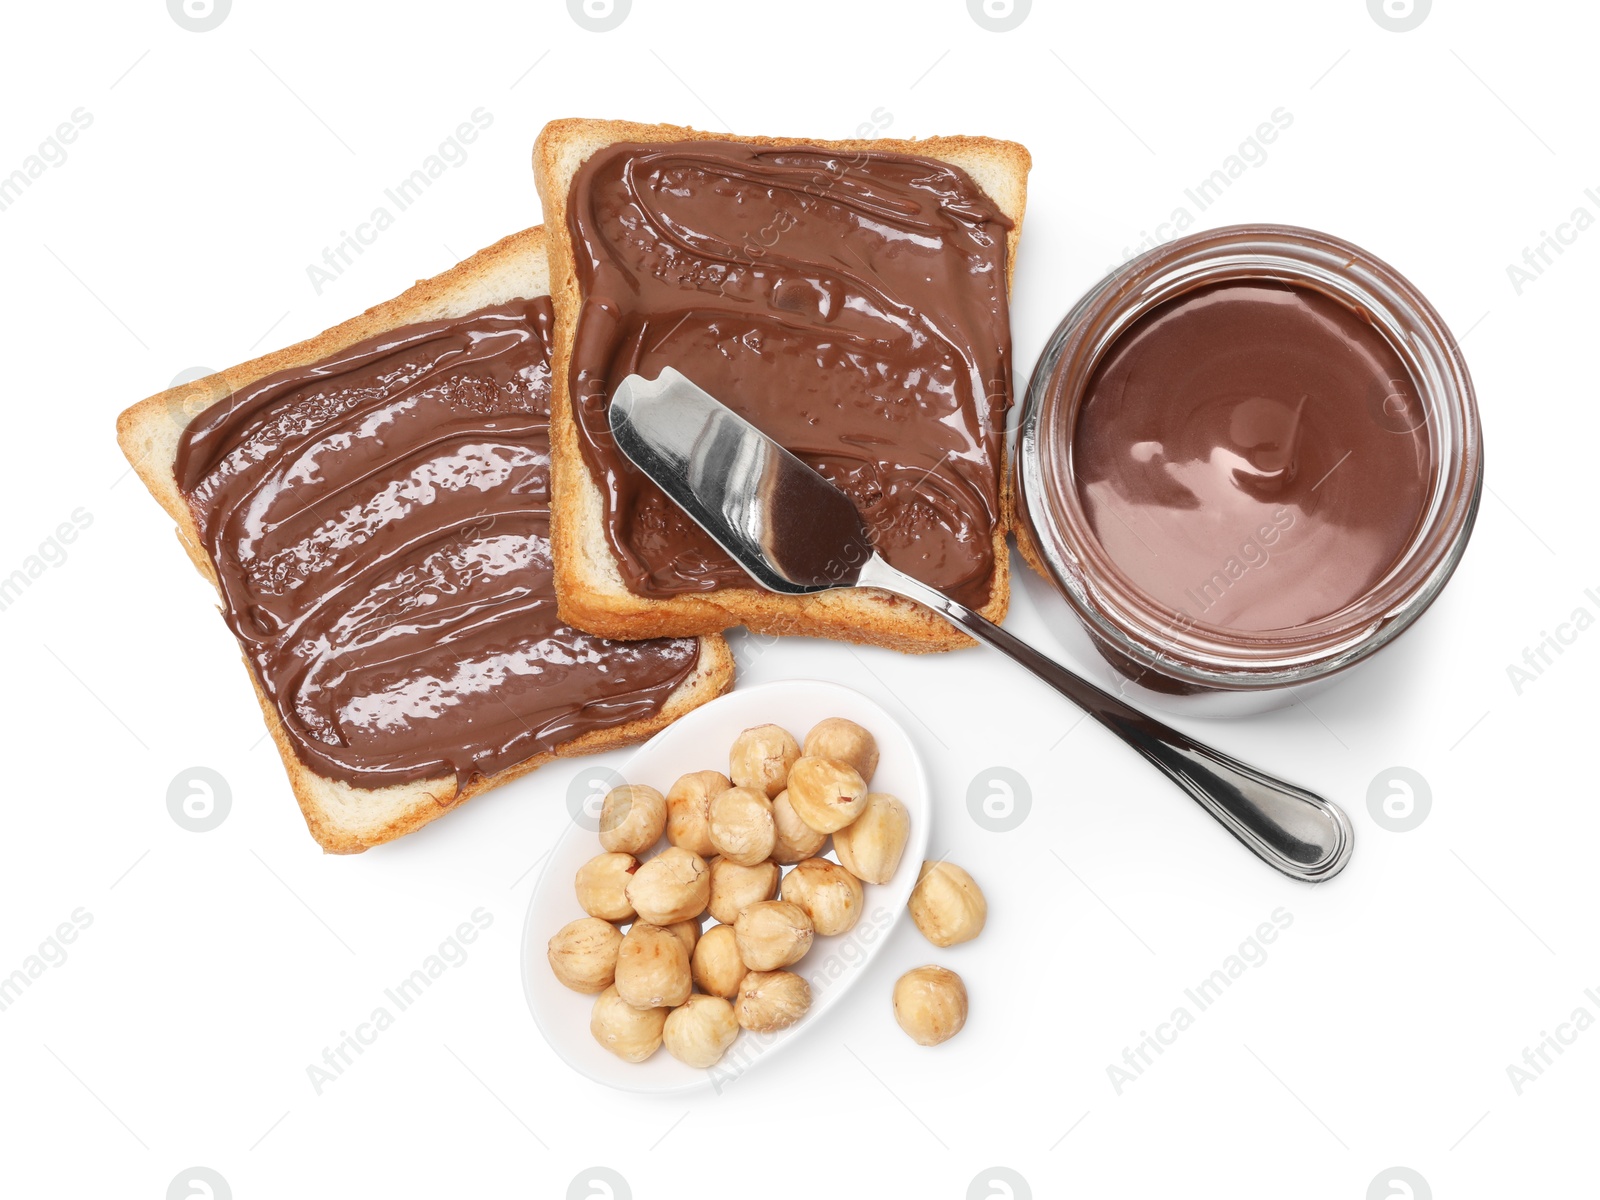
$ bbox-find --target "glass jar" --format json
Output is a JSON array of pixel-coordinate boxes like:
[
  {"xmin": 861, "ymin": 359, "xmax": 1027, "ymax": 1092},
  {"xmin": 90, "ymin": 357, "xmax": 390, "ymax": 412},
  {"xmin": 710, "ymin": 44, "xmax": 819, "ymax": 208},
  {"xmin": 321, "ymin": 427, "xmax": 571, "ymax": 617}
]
[{"xmin": 1014, "ymin": 224, "xmax": 1483, "ymax": 715}]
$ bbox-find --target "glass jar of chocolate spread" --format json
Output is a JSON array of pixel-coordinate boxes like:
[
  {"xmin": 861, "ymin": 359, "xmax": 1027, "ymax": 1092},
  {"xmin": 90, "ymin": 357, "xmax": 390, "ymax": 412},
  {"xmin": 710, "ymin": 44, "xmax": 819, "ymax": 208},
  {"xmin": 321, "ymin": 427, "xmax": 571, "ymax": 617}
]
[{"xmin": 1015, "ymin": 225, "xmax": 1483, "ymax": 715}]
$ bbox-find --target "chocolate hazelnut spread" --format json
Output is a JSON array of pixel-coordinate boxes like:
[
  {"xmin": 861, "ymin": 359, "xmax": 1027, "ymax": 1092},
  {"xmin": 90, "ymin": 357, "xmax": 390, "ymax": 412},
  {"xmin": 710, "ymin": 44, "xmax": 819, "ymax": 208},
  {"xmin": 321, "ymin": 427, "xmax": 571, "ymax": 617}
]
[
  {"xmin": 175, "ymin": 298, "xmax": 699, "ymax": 790},
  {"xmin": 564, "ymin": 140, "xmax": 1014, "ymax": 609},
  {"xmin": 1072, "ymin": 281, "xmax": 1432, "ymax": 631}
]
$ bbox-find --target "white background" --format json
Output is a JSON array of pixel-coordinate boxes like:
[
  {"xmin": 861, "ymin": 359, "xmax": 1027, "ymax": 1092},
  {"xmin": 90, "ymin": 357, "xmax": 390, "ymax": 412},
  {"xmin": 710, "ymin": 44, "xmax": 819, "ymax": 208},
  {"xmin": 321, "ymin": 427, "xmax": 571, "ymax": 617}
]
[{"xmin": 1, "ymin": 1, "xmax": 1595, "ymax": 1197}]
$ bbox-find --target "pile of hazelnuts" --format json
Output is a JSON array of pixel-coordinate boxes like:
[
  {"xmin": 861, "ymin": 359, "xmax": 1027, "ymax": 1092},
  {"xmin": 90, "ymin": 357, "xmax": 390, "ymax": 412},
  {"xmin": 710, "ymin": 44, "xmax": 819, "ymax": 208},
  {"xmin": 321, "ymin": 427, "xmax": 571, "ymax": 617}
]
[{"xmin": 547, "ymin": 716, "xmax": 988, "ymax": 1067}]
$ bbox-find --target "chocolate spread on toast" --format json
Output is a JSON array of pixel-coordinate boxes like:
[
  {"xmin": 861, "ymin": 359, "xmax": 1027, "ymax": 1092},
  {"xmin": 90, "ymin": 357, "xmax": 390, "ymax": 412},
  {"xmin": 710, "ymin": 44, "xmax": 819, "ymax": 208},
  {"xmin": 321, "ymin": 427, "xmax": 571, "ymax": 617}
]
[
  {"xmin": 565, "ymin": 141, "xmax": 1015, "ymax": 609},
  {"xmin": 175, "ymin": 298, "xmax": 698, "ymax": 790}
]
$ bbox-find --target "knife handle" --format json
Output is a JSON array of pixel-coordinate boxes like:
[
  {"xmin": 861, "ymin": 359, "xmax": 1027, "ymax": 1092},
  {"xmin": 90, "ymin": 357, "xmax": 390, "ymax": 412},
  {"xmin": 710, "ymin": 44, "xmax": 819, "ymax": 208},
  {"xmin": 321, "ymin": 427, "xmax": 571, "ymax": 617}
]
[{"xmin": 856, "ymin": 556, "xmax": 1353, "ymax": 882}]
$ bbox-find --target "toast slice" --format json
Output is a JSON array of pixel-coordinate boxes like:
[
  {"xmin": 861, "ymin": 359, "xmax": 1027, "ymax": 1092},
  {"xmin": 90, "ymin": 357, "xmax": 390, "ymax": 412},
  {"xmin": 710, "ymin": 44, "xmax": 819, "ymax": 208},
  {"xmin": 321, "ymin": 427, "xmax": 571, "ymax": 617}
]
[
  {"xmin": 116, "ymin": 228, "xmax": 733, "ymax": 853},
  {"xmin": 534, "ymin": 119, "xmax": 1031, "ymax": 654}
]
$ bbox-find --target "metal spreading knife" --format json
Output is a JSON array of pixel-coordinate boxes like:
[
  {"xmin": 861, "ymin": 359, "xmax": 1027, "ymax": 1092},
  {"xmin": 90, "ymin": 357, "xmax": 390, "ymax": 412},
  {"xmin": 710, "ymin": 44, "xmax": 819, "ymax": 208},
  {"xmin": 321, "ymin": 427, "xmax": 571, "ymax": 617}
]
[{"xmin": 608, "ymin": 367, "xmax": 1353, "ymax": 882}]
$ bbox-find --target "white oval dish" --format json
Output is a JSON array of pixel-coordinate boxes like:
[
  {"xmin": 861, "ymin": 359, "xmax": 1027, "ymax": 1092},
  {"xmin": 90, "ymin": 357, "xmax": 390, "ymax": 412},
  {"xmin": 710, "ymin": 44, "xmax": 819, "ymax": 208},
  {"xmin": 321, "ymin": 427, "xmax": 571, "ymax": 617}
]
[{"xmin": 521, "ymin": 678, "xmax": 931, "ymax": 1094}]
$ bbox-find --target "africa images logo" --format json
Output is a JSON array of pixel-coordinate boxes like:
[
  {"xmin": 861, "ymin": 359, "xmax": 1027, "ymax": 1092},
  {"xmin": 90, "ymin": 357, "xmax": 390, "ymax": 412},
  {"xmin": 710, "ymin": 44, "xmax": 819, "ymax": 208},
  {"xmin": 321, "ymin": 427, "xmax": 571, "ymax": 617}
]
[
  {"xmin": 967, "ymin": 0, "xmax": 1030, "ymax": 33},
  {"xmin": 568, "ymin": 0, "xmax": 630, "ymax": 33},
  {"xmin": 168, "ymin": 0, "xmax": 231, "ymax": 32}
]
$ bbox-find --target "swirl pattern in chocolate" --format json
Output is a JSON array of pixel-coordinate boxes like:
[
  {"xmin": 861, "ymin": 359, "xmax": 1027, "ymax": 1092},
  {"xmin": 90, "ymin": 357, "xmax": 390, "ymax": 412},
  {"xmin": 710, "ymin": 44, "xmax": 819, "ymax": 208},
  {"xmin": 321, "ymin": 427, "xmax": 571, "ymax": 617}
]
[
  {"xmin": 175, "ymin": 298, "xmax": 699, "ymax": 790},
  {"xmin": 566, "ymin": 140, "xmax": 1014, "ymax": 609}
]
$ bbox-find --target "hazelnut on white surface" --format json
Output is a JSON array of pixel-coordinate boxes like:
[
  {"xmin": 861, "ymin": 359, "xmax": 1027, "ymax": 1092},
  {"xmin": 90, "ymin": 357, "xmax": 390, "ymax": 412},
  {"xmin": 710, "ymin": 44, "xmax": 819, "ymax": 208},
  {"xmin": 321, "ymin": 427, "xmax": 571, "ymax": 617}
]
[
  {"xmin": 785, "ymin": 756, "xmax": 869, "ymax": 834},
  {"xmin": 663, "ymin": 994, "xmax": 740, "ymax": 1068},
  {"xmin": 666, "ymin": 770, "xmax": 730, "ymax": 858},
  {"xmin": 591, "ymin": 985, "xmax": 668, "ymax": 1062},
  {"xmin": 734, "ymin": 900, "xmax": 814, "ymax": 971},
  {"xmin": 547, "ymin": 917, "xmax": 623, "ymax": 994},
  {"xmin": 907, "ymin": 861, "xmax": 987, "ymax": 947},
  {"xmin": 892, "ymin": 965, "xmax": 968, "ymax": 1046},
  {"xmin": 691, "ymin": 924, "xmax": 749, "ymax": 999},
  {"xmin": 625, "ymin": 846, "xmax": 710, "ymax": 925},
  {"xmin": 779, "ymin": 858, "xmax": 864, "ymax": 936},
  {"xmin": 770, "ymin": 790, "xmax": 828, "ymax": 864},
  {"xmin": 598, "ymin": 785, "xmax": 667, "ymax": 855},
  {"xmin": 707, "ymin": 857, "xmax": 780, "ymax": 926},
  {"xmin": 832, "ymin": 792, "xmax": 911, "ymax": 885},
  {"xmin": 614, "ymin": 923, "xmax": 692, "ymax": 1010},
  {"xmin": 734, "ymin": 970, "xmax": 812, "ymax": 1033},
  {"xmin": 575, "ymin": 852, "xmax": 637, "ymax": 922},
  {"xmin": 729, "ymin": 724, "xmax": 801, "ymax": 798},
  {"xmin": 802, "ymin": 717, "xmax": 879, "ymax": 782},
  {"xmin": 708, "ymin": 786, "xmax": 777, "ymax": 866}
]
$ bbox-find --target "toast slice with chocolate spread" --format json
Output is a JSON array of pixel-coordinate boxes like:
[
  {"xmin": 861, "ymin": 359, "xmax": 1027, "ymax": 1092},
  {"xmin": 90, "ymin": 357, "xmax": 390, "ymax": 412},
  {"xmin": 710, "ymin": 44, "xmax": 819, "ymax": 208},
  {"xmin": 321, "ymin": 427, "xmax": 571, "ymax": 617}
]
[
  {"xmin": 534, "ymin": 119, "xmax": 1031, "ymax": 653},
  {"xmin": 116, "ymin": 227, "xmax": 733, "ymax": 853}
]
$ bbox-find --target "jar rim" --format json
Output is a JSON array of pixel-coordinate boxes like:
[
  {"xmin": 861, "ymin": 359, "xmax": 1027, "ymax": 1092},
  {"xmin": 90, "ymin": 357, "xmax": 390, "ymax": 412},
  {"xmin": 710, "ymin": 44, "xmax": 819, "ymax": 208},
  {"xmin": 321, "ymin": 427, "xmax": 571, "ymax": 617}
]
[{"xmin": 1015, "ymin": 224, "xmax": 1484, "ymax": 690}]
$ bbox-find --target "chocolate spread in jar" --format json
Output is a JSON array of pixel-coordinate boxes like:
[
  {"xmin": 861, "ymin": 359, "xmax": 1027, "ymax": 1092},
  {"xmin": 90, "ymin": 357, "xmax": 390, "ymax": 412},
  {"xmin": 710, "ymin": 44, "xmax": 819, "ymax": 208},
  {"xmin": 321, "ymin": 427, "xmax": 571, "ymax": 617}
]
[
  {"xmin": 565, "ymin": 140, "xmax": 1015, "ymax": 609},
  {"xmin": 1072, "ymin": 281, "xmax": 1433, "ymax": 631},
  {"xmin": 174, "ymin": 298, "xmax": 699, "ymax": 791}
]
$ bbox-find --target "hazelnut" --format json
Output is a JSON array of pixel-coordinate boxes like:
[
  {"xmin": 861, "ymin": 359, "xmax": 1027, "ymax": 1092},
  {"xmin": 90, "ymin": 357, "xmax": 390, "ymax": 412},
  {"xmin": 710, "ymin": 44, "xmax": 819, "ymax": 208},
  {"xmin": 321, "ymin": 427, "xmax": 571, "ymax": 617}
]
[
  {"xmin": 708, "ymin": 786, "xmax": 776, "ymax": 866},
  {"xmin": 625, "ymin": 846, "xmax": 710, "ymax": 925},
  {"xmin": 547, "ymin": 917, "xmax": 624, "ymax": 994},
  {"xmin": 614, "ymin": 923, "xmax": 692, "ymax": 1009},
  {"xmin": 770, "ymin": 790, "xmax": 828, "ymax": 864},
  {"xmin": 734, "ymin": 970, "xmax": 812, "ymax": 1033},
  {"xmin": 785, "ymin": 756, "xmax": 869, "ymax": 834},
  {"xmin": 892, "ymin": 965, "xmax": 968, "ymax": 1046},
  {"xmin": 832, "ymin": 792, "xmax": 911, "ymax": 885},
  {"xmin": 598, "ymin": 784, "xmax": 667, "ymax": 855},
  {"xmin": 779, "ymin": 858, "xmax": 864, "ymax": 936},
  {"xmin": 908, "ymin": 861, "xmax": 987, "ymax": 947},
  {"xmin": 729, "ymin": 724, "xmax": 801, "ymax": 798},
  {"xmin": 591, "ymin": 985, "xmax": 667, "ymax": 1062},
  {"xmin": 707, "ymin": 857, "xmax": 780, "ymax": 926},
  {"xmin": 802, "ymin": 717, "xmax": 879, "ymax": 781},
  {"xmin": 666, "ymin": 770, "xmax": 729, "ymax": 858},
  {"xmin": 734, "ymin": 900, "xmax": 814, "ymax": 971},
  {"xmin": 691, "ymin": 923, "xmax": 749, "ymax": 999},
  {"xmin": 663, "ymin": 993, "xmax": 740, "ymax": 1068},
  {"xmin": 665, "ymin": 917, "xmax": 702, "ymax": 958},
  {"xmin": 550, "ymin": 921, "xmax": 624, "ymax": 998},
  {"xmin": 575, "ymin": 852, "xmax": 637, "ymax": 922}
]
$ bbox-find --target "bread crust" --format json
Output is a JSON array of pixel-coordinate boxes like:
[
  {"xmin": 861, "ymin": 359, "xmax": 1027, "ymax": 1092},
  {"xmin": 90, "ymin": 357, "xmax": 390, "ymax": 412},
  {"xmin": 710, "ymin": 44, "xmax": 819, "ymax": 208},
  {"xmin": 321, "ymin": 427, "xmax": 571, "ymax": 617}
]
[
  {"xmin": 115, "ymin": 227, "xmax": 734, "ymax": 853},
  {"xmin": 532, "ymin": 119, "xmax": 1032, "ymax": 653}
]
